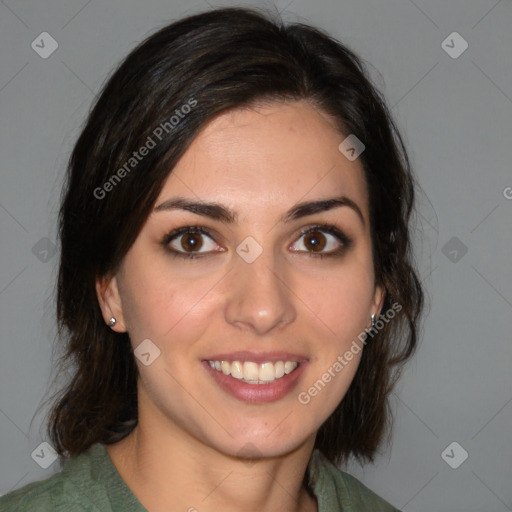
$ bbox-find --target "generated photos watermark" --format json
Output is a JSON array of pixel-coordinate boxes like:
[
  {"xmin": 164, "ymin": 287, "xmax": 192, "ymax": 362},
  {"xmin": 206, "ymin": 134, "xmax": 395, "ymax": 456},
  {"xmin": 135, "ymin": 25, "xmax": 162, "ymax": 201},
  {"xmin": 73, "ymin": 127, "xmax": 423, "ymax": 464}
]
[
  {"xmin": 93, "ymin": 97, "xmax": 197, "ymax": 200},
  {"xmin": 298, "ymin": 301, "xmax": 402, "ymax": 405}
]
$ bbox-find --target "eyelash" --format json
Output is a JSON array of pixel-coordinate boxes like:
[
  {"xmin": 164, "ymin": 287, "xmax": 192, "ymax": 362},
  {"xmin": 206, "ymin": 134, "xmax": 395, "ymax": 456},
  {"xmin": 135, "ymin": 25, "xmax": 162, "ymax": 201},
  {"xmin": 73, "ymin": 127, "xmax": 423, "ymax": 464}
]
[{"xmin": 161, "ymin": 224, "xmax": 353, "ymax": 260}]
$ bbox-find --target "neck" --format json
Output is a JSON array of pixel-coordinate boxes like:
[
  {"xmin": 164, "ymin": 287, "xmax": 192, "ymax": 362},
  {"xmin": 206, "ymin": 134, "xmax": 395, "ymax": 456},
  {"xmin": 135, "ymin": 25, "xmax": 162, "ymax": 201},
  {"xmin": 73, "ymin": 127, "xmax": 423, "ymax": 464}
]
[{"xmin": 106, "ymin": 410, "xmax": 318, "ymax": 512}]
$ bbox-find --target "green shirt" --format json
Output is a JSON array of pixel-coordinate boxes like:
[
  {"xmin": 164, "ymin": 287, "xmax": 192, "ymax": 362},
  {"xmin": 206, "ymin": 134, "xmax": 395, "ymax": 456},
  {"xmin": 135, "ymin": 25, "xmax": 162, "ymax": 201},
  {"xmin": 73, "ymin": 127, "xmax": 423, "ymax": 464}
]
[{"xmin": 0, "ymin": 444, "xmax": 399, "ymax": 511}]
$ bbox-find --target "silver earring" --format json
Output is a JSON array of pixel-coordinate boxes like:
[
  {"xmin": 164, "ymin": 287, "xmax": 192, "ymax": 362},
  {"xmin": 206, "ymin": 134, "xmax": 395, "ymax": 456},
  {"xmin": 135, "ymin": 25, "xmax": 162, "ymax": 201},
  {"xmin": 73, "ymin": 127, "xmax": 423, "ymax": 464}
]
[
  {"xmin": 370, "ymin": 314, "xmax": 376, "ymax": 328},
  {"xmin": 108, "ymin": 317, "xmax": 116, "ymax": 327}
]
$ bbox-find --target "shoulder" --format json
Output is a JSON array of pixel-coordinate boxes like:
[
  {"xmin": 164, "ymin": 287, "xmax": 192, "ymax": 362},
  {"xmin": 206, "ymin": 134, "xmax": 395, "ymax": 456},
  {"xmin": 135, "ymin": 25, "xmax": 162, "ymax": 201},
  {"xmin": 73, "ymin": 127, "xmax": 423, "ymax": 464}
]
[
  {"xmin": 0, "ymin": 445, "xmax": 106, "ymax": 512},
  {"xmin": 308, "ymin": 450, "xmax": 401, "ymax": 512},
  {"xmin": 334, "ymin": 471, "xmax": 400, "ymax": 511},
  {"xmin": 0, "ymin": 472, "xmax": 86, "ymax": 512}
]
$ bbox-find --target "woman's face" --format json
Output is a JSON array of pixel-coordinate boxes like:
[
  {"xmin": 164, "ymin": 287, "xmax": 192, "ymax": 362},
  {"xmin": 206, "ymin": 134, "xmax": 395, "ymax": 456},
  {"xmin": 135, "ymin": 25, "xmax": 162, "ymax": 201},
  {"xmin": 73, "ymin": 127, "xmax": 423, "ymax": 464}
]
[{"xmin": 98, "ymin": 100, "xmax": 383, "ymax": 459}]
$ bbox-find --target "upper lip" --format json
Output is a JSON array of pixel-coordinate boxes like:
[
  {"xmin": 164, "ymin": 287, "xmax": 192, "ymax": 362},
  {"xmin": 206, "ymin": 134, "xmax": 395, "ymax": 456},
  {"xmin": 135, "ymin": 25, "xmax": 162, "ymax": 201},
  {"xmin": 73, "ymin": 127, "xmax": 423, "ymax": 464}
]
[{"xmin": 203, "ymin": 351, "xmax": 308, "ymax": 364}]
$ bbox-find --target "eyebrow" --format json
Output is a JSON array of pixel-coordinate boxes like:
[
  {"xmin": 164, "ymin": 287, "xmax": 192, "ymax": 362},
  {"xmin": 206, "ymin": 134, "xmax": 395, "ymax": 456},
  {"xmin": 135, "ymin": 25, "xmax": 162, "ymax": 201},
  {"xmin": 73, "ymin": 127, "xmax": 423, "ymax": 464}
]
[{"xmin": 154, "ymin": 196, "xmax": 365, "ymax": 226}]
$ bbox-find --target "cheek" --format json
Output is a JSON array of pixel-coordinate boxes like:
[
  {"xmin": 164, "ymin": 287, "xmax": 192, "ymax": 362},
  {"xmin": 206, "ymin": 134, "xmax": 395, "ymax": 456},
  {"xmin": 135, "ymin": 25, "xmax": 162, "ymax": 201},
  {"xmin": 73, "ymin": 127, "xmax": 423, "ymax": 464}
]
[
  {"xmin": 119, "ymin": 260, "xmax": 220, "ymax": 345},
  {"xmin": 298, "ymin": 263, "xmax": 375, "ymax": 340}
]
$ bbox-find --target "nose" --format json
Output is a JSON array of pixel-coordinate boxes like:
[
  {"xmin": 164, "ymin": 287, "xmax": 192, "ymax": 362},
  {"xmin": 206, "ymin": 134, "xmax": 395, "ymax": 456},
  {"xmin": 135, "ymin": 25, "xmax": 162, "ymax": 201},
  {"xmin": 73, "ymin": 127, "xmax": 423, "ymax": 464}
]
[{"xmin": 223, "ymin": 248, "xmax": 297, "ymax": 335}]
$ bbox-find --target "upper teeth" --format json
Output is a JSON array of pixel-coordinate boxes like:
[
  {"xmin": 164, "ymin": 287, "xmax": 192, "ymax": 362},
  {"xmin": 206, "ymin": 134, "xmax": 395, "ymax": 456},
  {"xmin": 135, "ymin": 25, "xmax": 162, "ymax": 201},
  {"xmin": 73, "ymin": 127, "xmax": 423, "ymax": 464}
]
[{"xmin": 208, "ymin": 360, "xmax": 299, "ymax": 383}]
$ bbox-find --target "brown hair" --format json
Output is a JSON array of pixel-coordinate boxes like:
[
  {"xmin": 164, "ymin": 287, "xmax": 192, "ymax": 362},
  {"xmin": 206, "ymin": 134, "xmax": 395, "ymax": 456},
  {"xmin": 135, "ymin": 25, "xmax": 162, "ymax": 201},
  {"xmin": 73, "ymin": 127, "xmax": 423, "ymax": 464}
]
[{"xmin": 48, "ymin": 6, "xmax": 423, "ymax": 466}]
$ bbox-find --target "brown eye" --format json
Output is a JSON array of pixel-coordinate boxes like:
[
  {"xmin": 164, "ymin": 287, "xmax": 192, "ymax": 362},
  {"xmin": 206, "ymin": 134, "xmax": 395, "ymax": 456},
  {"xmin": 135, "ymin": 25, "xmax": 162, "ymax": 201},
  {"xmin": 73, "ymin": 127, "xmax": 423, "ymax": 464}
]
[
  {"xmin": 290, "ymin": 226, "xmax": 347, "ymax": 256},
  {"xmin": 181, "ymin": 233, "xmax": 203, "ymax": 252},
  {"xmin": 303, "ymin": 231, "xmax": 326, "ymax": 252},
  {"xmin": 165, "ymin": 228, "xmax": 220, "ymax": 256}
]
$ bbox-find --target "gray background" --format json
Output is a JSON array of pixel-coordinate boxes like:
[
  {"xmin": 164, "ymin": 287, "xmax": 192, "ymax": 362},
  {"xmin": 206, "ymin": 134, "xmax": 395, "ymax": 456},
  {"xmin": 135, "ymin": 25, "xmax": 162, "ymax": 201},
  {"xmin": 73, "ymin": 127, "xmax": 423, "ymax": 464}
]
[{"xmin": 0, "ymin": 0, "xmax": 511, "ymax": 510}]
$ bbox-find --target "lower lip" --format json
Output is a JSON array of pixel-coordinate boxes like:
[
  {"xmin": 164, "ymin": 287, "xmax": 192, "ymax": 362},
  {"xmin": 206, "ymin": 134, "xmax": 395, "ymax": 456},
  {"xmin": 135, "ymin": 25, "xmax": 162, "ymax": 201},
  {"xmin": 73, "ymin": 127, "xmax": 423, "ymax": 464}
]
[{"xmin": 202, "ymin": 361, "xmax": 308, "ymax": 404}]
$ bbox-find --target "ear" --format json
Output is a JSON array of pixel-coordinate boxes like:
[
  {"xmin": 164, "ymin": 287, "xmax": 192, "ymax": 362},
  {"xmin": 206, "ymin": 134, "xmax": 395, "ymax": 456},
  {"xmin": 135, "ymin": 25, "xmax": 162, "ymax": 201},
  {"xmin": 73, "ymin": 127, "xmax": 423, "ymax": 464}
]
[
  {"xmin": 95, "ymin": 274, "xmax": 127, "ymax": 332},
  {"xmin": 371, "ymin": 283, "xmax": 386, "ymax": 321}
]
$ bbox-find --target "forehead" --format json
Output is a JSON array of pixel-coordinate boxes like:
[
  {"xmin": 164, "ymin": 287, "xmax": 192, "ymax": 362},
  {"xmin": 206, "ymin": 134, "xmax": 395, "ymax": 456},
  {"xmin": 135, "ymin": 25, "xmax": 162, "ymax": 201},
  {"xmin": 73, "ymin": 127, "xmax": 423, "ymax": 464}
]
[{"xmin": 158, "ymin": 100, "xmax": 369, "ymax": 219}]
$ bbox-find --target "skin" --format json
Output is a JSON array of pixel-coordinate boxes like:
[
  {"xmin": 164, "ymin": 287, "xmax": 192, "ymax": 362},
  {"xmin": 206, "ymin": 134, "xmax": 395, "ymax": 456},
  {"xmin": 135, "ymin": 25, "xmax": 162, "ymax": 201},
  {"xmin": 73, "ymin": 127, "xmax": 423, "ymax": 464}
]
[{"xmin": 96, "ymin": 100, "xmax": 384, "ymax": 512}]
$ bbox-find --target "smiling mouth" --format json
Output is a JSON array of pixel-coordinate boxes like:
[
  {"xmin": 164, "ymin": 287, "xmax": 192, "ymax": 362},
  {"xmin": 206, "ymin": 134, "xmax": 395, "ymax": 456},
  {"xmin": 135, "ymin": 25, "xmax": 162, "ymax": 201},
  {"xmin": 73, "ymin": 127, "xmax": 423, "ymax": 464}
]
[{"xmin": 207, "ymin": 360, "xmax": 300, "ymax": 384}]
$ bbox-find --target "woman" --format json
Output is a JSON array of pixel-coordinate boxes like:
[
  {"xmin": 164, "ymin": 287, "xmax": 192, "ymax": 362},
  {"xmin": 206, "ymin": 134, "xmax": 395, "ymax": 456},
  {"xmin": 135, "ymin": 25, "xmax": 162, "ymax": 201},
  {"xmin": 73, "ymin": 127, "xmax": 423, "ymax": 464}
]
[{"xmin": 0, "ymin": 7, "xmax": 423, "ymax": 511}]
